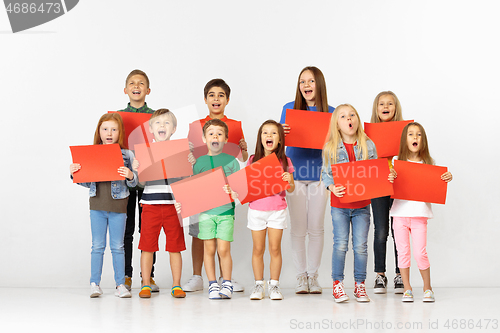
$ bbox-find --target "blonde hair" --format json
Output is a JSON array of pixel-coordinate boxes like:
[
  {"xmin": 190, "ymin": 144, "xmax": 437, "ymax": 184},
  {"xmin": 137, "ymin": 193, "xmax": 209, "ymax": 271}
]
[
  {"xmin": 149, "ymin": 108, "xmax": 177, "ymax": 128},
  {"xmin": 322, "ymin": 104, "xmax": 370, "ymax": 166},
  {"xmin": 370, "ymin": 91, "xmax": 403, "ymax": 123}
]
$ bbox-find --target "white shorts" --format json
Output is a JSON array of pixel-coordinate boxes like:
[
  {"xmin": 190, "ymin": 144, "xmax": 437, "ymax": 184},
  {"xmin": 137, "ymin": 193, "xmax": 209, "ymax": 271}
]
[{"xmin": 247, "ymin": 208, "xmax": 287, "ymax": 231}]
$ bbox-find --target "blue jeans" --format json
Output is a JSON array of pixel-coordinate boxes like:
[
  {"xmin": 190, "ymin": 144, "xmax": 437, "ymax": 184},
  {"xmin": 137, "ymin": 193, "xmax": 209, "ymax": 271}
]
[
  {"xmin": 90, "ymin": 210, "xmax": 126, "ymax": 286},
  {"xmin": 331, "ymin": 205, "xmax": 370, "ymax": 283},
  {"xmin": 371, "ymin": 196, "xmax": 399, "ymax": 274}
]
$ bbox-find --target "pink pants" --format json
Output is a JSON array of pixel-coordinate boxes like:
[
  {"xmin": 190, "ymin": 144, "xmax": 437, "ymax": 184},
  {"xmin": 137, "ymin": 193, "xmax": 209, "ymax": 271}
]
[{"xmin": 392, "ymin": 217, "xmax": 430, "ymax": 270}]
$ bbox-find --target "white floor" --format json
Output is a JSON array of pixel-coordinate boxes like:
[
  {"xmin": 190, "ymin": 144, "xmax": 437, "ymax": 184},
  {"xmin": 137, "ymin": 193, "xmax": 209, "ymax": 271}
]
[{"xmin": 1, "ymin": 287, "xmax": 498, "ymax": 333}]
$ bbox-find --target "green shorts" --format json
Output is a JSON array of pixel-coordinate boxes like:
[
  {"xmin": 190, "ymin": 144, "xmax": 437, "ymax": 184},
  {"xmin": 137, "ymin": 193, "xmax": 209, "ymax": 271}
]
[{"xmin": 198, "ymin": 213, "xmax": 235, "ymax": 242}]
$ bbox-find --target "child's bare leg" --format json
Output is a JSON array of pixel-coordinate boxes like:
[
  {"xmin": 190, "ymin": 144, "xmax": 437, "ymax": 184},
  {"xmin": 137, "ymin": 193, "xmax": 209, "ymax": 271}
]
[
  {"xmin": 203, "ymin": 239, "xmax": 217, "ymax": 281},
  {"xmin": 419, "ymin": 267, "xmax": 432, "ymax": 291},
  {"xmin": 251, "ymin": 230, "xmax": 267, "ymax": 280},
  {"xmin": 217, "ymin": 240, "xmax": 232, "ymax": 281},
  {"xmin": 191, "ymin": 237, "xmax": 204, "ymax": 276},
  {"xmin": 400, "ymin": 267, "xmax": 411, "ymax": 291},
  {"xmin": 268, "ymin": 228, "xmax": 283, "ymax": 281},
  {"xmin": 169, "ymin": 252, "xmax": 182, "ymax": 287},
  {"xmin": 141, "ymin": 252, "xmax": 154, "ymax": 286}
]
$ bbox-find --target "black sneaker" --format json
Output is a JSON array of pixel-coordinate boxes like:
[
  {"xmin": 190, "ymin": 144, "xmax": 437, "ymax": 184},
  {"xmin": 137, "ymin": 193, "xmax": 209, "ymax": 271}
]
[
  {"xmin": 374, "ymin": 275, "xmax": 387, "ymax": 294},
  {"xmin": 394, "ymin": 274, "xmax": 404, "ymax": 294}
]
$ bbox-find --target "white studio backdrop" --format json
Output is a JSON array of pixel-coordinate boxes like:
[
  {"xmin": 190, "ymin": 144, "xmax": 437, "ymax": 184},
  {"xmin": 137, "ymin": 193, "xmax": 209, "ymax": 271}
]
[{"xmin": 0, "ymin": 0, "xmax": 499, "ymax": 289}]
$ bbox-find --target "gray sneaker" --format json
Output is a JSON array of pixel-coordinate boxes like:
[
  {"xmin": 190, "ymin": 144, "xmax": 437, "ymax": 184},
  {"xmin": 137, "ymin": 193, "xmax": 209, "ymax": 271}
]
[
  {"xmin": 308, "ymin": 275, "xmax": 322, "ymax": 294},
  {"xmin": 374, "ymin": 274, "xmax": 388, "ymax": 294},
  {"xmin": 268, "ymin": 281, "xmax": 283, "ymax": 300}
]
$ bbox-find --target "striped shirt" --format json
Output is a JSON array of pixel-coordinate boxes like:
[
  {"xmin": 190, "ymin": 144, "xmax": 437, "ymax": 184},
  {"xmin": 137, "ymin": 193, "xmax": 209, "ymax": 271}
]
[{"xmin": 139, "ymin": 178, "xmax": 182, "ymax": 205}]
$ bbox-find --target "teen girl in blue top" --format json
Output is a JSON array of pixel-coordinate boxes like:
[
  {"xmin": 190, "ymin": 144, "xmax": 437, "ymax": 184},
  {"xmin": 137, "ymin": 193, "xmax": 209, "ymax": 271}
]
[
  {"xmin": 70, "ymin": 113, "xmax": 138, "ymax": 298},
  {"xmin": 279, "ymin": 66, "xmax": 334, "ymax": 294}
]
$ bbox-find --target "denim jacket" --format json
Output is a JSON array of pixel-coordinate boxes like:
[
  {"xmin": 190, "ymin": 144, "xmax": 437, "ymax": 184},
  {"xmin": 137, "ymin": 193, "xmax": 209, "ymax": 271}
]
[
  {"xmin": 321, "ymin": 139, "xmax": 377, "ymax": 189},
  {"xmin": 73, "ymin": 149, "xmax": 138, "ymax": 199}
]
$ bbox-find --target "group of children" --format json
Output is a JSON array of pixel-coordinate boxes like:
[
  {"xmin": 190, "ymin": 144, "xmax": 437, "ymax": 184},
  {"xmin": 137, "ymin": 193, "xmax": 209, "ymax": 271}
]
[{"xmin": 70, "ymin": 67, "xmax": 452, "ymax": 303}]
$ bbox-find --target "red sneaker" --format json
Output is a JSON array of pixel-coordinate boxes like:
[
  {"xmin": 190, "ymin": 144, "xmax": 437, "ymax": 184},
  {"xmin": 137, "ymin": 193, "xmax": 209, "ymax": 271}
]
[
  {"xmin": 354, "ymin": 282, "xmax": 370, "ymax": 302},
  {"xmin": 332, "ymin": 280, "xmax": 349, "ymax": 303}
]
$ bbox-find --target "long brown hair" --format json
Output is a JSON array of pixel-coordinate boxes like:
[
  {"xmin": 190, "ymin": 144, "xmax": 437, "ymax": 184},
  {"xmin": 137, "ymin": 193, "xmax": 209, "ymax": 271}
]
[
  {"xmin": 252, "ymin": 120, "xmax": 288, "ymax": 171},
  {"xmin": 397, "ymin": 122, "xmax": 434, "ymax": 165},
  {"xmin": 93, "ymin": 113, "xmax": 126, "ymax": 149},
  {"xmin": 294, "ymin": 66, "xmax": 329, "ymax": 113}
]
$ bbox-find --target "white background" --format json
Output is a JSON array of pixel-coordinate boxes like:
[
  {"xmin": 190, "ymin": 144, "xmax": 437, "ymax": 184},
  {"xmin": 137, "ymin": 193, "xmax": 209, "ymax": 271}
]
[{"xmin": 0, "ymin": 0, "xmax": 498, "ymax": 289}]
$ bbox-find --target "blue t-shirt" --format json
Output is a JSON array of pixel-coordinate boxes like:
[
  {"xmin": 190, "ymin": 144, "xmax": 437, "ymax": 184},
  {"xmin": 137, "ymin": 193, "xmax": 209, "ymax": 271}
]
[{"xmin": 279, "ymin": 101, "xmax": 335, "ymax": 181}]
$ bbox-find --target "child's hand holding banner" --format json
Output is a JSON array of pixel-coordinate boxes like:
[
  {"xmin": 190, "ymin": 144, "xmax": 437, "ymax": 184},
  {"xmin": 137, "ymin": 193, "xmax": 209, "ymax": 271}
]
[{"xmin": 70, "ymin": 144, "xmax": 124, "ymax": 183}]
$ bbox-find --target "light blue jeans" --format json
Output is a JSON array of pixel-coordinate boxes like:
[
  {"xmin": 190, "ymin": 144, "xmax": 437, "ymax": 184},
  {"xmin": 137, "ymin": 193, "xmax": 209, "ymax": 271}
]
[
  {"xmin": 89, "ymin": 210, "xmax": 126, "ymax": 286},
  {"xmin": 331, "ymin": 205, "xmax": 371, "ymax": 283}
]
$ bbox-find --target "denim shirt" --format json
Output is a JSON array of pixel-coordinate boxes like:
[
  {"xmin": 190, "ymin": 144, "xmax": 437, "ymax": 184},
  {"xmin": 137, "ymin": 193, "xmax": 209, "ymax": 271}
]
[
  {"xmin": 321, "ymin": 139, "xmax": 377, "ymax": 189},
  {"xmin": 74, "ymin": 149, "xmax": 138, "ymax": 199}
]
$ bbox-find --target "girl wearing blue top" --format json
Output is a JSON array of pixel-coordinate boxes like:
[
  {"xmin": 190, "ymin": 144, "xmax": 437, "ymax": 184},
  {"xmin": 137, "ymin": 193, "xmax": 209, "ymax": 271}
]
[
  {"xmin": 279, "ymin": 66, "xmax": 334, "ymax": 294},
  {"xmin": 70, "ymin": 113, "xmax": 138, "ymax": 298}
]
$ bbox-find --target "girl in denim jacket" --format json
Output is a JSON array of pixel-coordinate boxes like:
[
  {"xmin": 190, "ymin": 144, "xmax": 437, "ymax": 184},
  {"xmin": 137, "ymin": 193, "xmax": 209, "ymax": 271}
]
[
  {"xmin": 70, "ymin": 113, "xmax": 138, "ymax": 298},
  {"xmin": 321, "ymin": 104, "xmax": 377, "ymax": 303}
]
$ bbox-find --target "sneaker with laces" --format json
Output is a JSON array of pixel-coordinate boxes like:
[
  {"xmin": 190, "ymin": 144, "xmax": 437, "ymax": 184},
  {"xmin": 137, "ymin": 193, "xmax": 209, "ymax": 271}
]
[
  {"xmin": 295, "ymin": 275, "xmax": 309, "ymax": 294},
  {"xmin": 394, "ymin": 274, "xmax": 404, "ymax": 294},
  {"xmin": 249, "ymin": 281, "xmax": 265, "ymax": 300},
  {"xmin": 423, "ymin": 289, "xmax": 435, "ymax": 302},
  {"xmin": 124, "ymin": 276, "xmax": 132, "ymax": 291},
  {"xmin": 90, "ymin": 282, "xmax": 103, "ymax": 298},
  {"xmin": 218, "ymin": 277, "xmax": 244, "ymax": 292},
  {"xmin": 308, "ymin": 274, "xmax": 322, "ymax": 294},
  {"xmin": 150, "ymin": 277, "xmax": 159, "ymax": 292},
  {"xmin": 115, "ymin": 284, "xmax": 132, "ymax": 298},
  {"xmin": 208, "ymin": 282, "xmax": 221, "ymax": 299},
  {"xmin": 402, "ymin": 289, "xmax": 414, "ymax": 302},
  {"xmin": 219, "ymin": 280, "xmax": 233, "ymax": 299},
  {"xmin": 268, "ymin": 281, "xmax": 283, "ymax": 300},
  {"xmin": 332, "ymin": 280, "xmax": 349, "ymax": 303},
  {"xmin": 374, "ymin": 274, "xmax": 388, "ymax": 294},
  {"xmin": 354, "ymin": 282, "xmax": 370, "ymax": 302},
  {"xmin": 139, "ymin": 285, "xmax": 152, "ymax": 298},
  {"xmin": 182, "ymin": 275, "xmax": 204, "ymax": 292}
]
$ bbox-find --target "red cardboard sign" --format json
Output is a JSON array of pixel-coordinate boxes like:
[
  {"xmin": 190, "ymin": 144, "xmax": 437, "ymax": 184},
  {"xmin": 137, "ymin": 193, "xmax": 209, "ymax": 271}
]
[
  {"xmin": 70, "ymin": 144, "xmax": 124, "ymax": 183},
  {"xmin": 170, "ymin": 167, "xmax": 232, "ymax": 218},
  {"xmin": 392, "ymin": 160, "xmax": 448, "ymax": 204},
  {"xmin": 364, "ymin": 120, "xmax": 413, "ymax": 157},
  {"xmin": 227, "ymin": 153, "xmax": 289, "ymax": 205},
  {"xmin": 284, "ymin": 109, "xmax": 332, "ymax": 149},
  {"xmin": 331, "ymin": 159, "xmax": 393, "ymax": 203},
  {"xmin": 108, "ymin": 111, "xmax": 154, "ymax": 149}
]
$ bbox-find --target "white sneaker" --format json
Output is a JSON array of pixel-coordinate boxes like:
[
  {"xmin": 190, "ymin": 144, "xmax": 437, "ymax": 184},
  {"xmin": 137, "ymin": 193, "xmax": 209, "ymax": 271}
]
[
  {"xmin": 218, "ymin": 277, "xmax": 244, "ymax": 292},
  {"xmin": 90, "ymin": 282, "xmax": 103, "ymax": 298},
  {"xmin": 183, "ymin": 275, "xmax": 204, "ymax": 292},
  {"xmin": 423, "ymin": 289, "xmax": 435, "ymax": 302},
  {"xmin": 308, "ymin": 274, "xmax": 322, "ymax": 294},
  {"xmin": 115, "ymin": 284, "xmax": 132, "ymax": 298},
  {"xmin": 268, "ymin": 281, "xmax": 283, "ymax": 300},
  {"xmin": 219, "ymin": 280, "xmax": 233, "ymax": 299},
  {"xmin": 295, "ymin": 274, "xmax": 309, "ymax": 294},
  {"xmin": 249, "ymin": 281, "xmax": 265, "ymax": 300},
  {"xmin": 208, "ymin": 282, "xmax": 221, "ymax": 299}
]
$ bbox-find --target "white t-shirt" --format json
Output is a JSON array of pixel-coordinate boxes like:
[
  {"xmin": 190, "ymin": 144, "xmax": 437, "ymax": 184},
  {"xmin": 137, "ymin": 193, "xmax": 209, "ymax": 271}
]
[{"xmin": 389, "ymin": 157, "xmax": 433, "ymax": 219}]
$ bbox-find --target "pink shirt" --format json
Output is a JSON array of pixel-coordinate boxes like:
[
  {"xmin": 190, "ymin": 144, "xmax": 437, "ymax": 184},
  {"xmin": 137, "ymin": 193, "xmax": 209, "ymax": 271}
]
[{"xmin": 248, "ymin": 156, "xmax": 294, "ymax": 211}]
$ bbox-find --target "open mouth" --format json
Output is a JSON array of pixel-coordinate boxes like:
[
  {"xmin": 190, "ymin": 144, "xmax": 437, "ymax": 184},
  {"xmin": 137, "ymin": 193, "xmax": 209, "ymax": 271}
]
[
  {"xmin": 266, "ymin": 139, "xmax": 273, "ymax": 147},
  {"xmin": 412, "ymin": 142, "xmax": 418, "ymax": 147},
  {"xmin": 383, "ymin": 111, "xmax": 389, "ymax": 114},
  {"xmin": 212, "ymin": 104, "xmax": 221, "ymax": 108},
  {"xmin": 133, "ymin": 91, "xmax": 141, "ymax": 95},
  {"xmin": 211, "ymin": 142, "xmax": 220, "ymax": 148},
  {"xmin": 158, "ymin": 130, "xmax": 166, "ymax": 137},
  {"xmin": 304, "ymin": 90, "xmax": 313, "ymax": 95},
  {"xmin": 106, "ymin": 138, "xmax": 114, "ymax": 143},
  {"xmin": 349, "ymin": 123, "xmax": 353, "ymax": 128}
]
